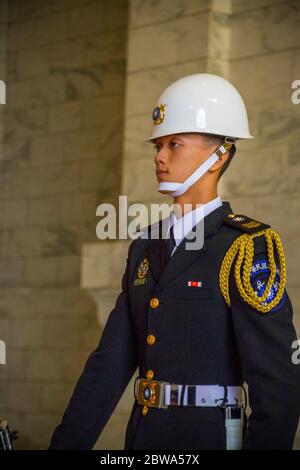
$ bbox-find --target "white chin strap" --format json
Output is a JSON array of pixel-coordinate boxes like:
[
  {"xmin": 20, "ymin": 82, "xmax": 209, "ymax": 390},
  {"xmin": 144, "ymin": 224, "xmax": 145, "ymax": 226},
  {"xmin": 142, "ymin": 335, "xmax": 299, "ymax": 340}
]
[{"xmin": 158, "ymin": 140, "xmax": 235, "ymax": 198}]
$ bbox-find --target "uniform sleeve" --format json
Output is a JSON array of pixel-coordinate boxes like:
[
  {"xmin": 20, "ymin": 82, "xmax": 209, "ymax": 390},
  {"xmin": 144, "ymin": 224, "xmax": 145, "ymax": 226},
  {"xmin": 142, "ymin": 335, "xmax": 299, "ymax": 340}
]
[
  {"xmin": 48, "ymin": 240, "xmax": 138, "ymax": 449},
  {"xmin": 229, "ymin": 237, "xmax": 300, "ymax": 450}
]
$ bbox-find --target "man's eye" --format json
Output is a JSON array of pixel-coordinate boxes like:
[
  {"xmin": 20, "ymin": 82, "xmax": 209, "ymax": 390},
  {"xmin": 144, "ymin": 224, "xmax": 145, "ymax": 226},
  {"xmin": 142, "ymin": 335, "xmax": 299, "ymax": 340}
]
[
  {"xmin": 171, "ymin": 141, "xmax": 179, "ymax": 148},
  {"xmin": 153, "ymin": 144, "xmax": 160, "ymax": 152}
]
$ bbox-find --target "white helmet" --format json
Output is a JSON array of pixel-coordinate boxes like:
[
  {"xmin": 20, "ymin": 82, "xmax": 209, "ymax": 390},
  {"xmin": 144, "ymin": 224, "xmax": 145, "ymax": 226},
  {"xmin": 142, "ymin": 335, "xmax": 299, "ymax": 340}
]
[{"xmin": 146, "ymin": 73, "xmax": 253, "ymax": 141}]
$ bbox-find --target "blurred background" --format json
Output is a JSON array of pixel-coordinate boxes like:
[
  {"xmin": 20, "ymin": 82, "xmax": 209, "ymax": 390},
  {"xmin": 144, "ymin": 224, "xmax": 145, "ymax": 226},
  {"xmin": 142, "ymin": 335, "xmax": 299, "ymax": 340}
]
[{"xmin": 0, "ymin": 0, "xmax": 299, "ymax": 450}]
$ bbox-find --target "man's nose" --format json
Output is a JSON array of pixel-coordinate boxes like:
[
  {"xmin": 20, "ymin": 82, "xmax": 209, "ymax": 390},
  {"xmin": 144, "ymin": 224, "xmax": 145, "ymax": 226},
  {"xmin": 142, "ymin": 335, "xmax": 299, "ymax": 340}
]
[{"xmin": 154, "ymin": 146, "xmax": 168, "ymax": 165}]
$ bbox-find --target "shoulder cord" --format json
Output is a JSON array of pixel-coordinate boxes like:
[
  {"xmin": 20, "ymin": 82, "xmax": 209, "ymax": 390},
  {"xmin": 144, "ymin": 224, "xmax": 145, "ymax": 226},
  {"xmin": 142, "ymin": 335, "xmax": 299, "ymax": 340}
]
[{"xmin": 219, "ymin": 228, "xmax": 286, "ymax": 313}]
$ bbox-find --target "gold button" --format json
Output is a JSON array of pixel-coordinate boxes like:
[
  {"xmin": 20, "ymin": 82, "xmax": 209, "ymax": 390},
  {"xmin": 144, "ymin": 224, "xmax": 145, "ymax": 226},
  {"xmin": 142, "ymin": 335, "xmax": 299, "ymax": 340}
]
[
  {"xmin": 146, "ymin": 369, "xmax": 154, "ymax": 380},
  {"xmin": 142, "ymin": 405, "xmax": 149, "ymax": 416},
  {"xmin": 147, "ymin": 334, "xmax": 156, "ymax": 345},
  {"xmin": 150, "ymin": 297, "xmax": 159, "ymax": 308}
]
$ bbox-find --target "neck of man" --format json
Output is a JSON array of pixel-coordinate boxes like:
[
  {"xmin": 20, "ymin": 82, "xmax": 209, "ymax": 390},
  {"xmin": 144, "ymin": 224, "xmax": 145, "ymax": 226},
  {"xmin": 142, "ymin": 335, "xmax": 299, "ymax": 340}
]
[{"xmin": 173, "ymin": 182, "xmax": 218, "ymax": 217}]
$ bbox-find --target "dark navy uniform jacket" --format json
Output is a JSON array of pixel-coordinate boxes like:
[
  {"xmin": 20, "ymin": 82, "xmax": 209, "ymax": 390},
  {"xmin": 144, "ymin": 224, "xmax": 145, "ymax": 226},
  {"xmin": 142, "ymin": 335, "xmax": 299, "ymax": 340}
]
[{"xmin": 49, "ymin": 201, "xmax": 300, "ymax": 450}]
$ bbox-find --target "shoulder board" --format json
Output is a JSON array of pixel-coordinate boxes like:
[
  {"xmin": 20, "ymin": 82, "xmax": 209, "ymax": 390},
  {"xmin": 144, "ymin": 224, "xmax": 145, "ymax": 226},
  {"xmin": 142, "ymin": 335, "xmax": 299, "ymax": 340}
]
[{"xmin": 224, "ymin": 213, "xmax": 271, "ymax": 234}]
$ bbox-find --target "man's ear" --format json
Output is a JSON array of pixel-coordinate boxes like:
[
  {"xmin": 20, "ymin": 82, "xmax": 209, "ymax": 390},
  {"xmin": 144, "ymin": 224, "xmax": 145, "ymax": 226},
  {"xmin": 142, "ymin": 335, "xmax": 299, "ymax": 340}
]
[{"xmin": 208, "ymin": 151, "xmax": 229, "ymax": 173}]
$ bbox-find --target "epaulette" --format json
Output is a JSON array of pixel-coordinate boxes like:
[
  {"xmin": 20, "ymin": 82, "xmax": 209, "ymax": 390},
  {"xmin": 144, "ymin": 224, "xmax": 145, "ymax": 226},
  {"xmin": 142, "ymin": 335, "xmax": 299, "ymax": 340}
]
[
  {"xmin": 224, "ymin": 213, "xmax": 270, "ymax": 234},
  {"xmin": 220, "ymin": 215, "xmax": 286, "ymax": 314}
]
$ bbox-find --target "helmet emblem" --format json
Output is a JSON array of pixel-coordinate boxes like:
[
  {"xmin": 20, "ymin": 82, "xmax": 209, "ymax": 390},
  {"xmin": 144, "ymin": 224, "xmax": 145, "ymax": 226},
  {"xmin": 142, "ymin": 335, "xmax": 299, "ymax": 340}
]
[{"xmin": 152, "ymin": 104, "xmax": 166, "ymax": 125}]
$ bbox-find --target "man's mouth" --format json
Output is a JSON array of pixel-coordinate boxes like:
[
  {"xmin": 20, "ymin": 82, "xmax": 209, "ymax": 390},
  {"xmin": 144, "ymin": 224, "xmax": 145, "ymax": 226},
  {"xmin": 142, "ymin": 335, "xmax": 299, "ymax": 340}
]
[{"xmin": 156, "ymin": 169, "xmax": 168, "ymax": 178}]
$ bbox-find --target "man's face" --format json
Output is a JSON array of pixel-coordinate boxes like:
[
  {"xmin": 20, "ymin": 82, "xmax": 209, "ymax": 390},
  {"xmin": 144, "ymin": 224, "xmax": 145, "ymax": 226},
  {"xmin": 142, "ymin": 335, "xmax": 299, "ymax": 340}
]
[{"xmin": 153, "ymin": 133, "xmax": 217, "ymax": 189}]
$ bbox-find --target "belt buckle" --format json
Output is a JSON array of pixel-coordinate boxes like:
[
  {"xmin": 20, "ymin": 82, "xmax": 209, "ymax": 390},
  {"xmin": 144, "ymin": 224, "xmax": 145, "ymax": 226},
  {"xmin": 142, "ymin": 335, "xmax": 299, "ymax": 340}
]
[{"xmin": 136, "ymin": 378, "xmax": 169, "ymax": 409}]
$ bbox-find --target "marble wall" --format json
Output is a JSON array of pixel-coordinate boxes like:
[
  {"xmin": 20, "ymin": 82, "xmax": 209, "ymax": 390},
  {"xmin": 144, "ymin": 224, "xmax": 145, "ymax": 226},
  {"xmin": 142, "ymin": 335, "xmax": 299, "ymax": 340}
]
[{"xmin": 0, "ymin": 0, "xmax": 128, "ymax": 449}]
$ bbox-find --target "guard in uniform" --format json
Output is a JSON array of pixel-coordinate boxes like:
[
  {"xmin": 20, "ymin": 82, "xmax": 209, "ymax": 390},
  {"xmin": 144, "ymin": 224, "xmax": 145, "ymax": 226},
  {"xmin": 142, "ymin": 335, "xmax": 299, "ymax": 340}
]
[{"xmin": 49, "ymin": 74, "xmax": 300, "ymax": 450}]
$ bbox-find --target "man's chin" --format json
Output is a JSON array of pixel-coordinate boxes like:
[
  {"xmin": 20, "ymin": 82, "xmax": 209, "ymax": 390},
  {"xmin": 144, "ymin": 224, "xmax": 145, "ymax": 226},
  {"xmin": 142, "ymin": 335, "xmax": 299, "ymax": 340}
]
[{"xmin": 157, "ymin": 187, "xmax": 174, "ymax": 195}]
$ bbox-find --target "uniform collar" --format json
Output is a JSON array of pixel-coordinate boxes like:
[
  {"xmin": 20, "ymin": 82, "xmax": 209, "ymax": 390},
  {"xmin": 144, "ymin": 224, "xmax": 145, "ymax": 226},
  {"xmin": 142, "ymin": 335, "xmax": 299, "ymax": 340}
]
[
  {"xmin": 146, "ymin": 200, "xmax": 233, "ymax": 289},
  {"xmin": 169, "ymin": 195, "xmax": 223, "ymax": 246}
]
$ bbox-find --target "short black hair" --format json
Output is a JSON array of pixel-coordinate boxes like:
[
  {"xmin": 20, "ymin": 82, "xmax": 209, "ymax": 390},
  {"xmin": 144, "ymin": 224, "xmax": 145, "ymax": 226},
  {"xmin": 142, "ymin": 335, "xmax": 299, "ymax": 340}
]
[
  {"xmin": 200, "ymin": 133, "xmax": 236, "ymax": 180},
  {"xmin": 218, "ymin": 144, "xmax": 236, "ymax": 180}
]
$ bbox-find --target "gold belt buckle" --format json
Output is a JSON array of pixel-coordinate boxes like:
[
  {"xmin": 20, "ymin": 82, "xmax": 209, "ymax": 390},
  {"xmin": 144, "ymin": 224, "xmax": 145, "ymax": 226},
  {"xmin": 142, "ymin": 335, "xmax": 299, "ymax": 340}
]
[{"xmin": 136, "ymin": 379, "xmax": 169, "ymax": 409}]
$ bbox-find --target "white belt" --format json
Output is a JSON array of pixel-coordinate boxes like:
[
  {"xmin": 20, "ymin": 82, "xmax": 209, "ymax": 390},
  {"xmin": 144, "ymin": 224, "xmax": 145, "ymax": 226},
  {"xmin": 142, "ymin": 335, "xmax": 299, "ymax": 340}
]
[
  {"xmin": 165, "ymin": 384, "xmax": 242, "ymax": 407},
  {"xmin": 135, "ymin": 378, "xmax": 243, "ymax": 409}
]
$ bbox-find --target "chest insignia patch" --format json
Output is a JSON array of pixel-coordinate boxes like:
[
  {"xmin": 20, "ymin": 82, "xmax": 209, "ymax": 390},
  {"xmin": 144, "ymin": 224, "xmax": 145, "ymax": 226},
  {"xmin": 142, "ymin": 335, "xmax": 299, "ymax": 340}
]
[{"xmin": 133, "ymin": 258, "xmax": 149, "ymax": 286}]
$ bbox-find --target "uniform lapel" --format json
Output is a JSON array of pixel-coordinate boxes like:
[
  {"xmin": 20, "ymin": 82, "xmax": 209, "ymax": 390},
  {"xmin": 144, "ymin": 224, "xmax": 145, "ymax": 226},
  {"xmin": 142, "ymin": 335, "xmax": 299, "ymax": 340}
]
[
  {"xmin": 143, "ymin": 217, "xmax": 168, "ymax": 281},
  {"xmin": 152, "ymin": 201, "xmax": 233, "ymax": 292}
]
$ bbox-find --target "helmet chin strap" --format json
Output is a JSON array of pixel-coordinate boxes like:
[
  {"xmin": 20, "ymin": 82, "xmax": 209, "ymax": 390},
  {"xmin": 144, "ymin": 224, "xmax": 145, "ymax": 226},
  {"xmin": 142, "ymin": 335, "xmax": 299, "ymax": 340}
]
[{"xmin": 158, "ymin": 139, "xmax": 235, "ymax": 198}]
